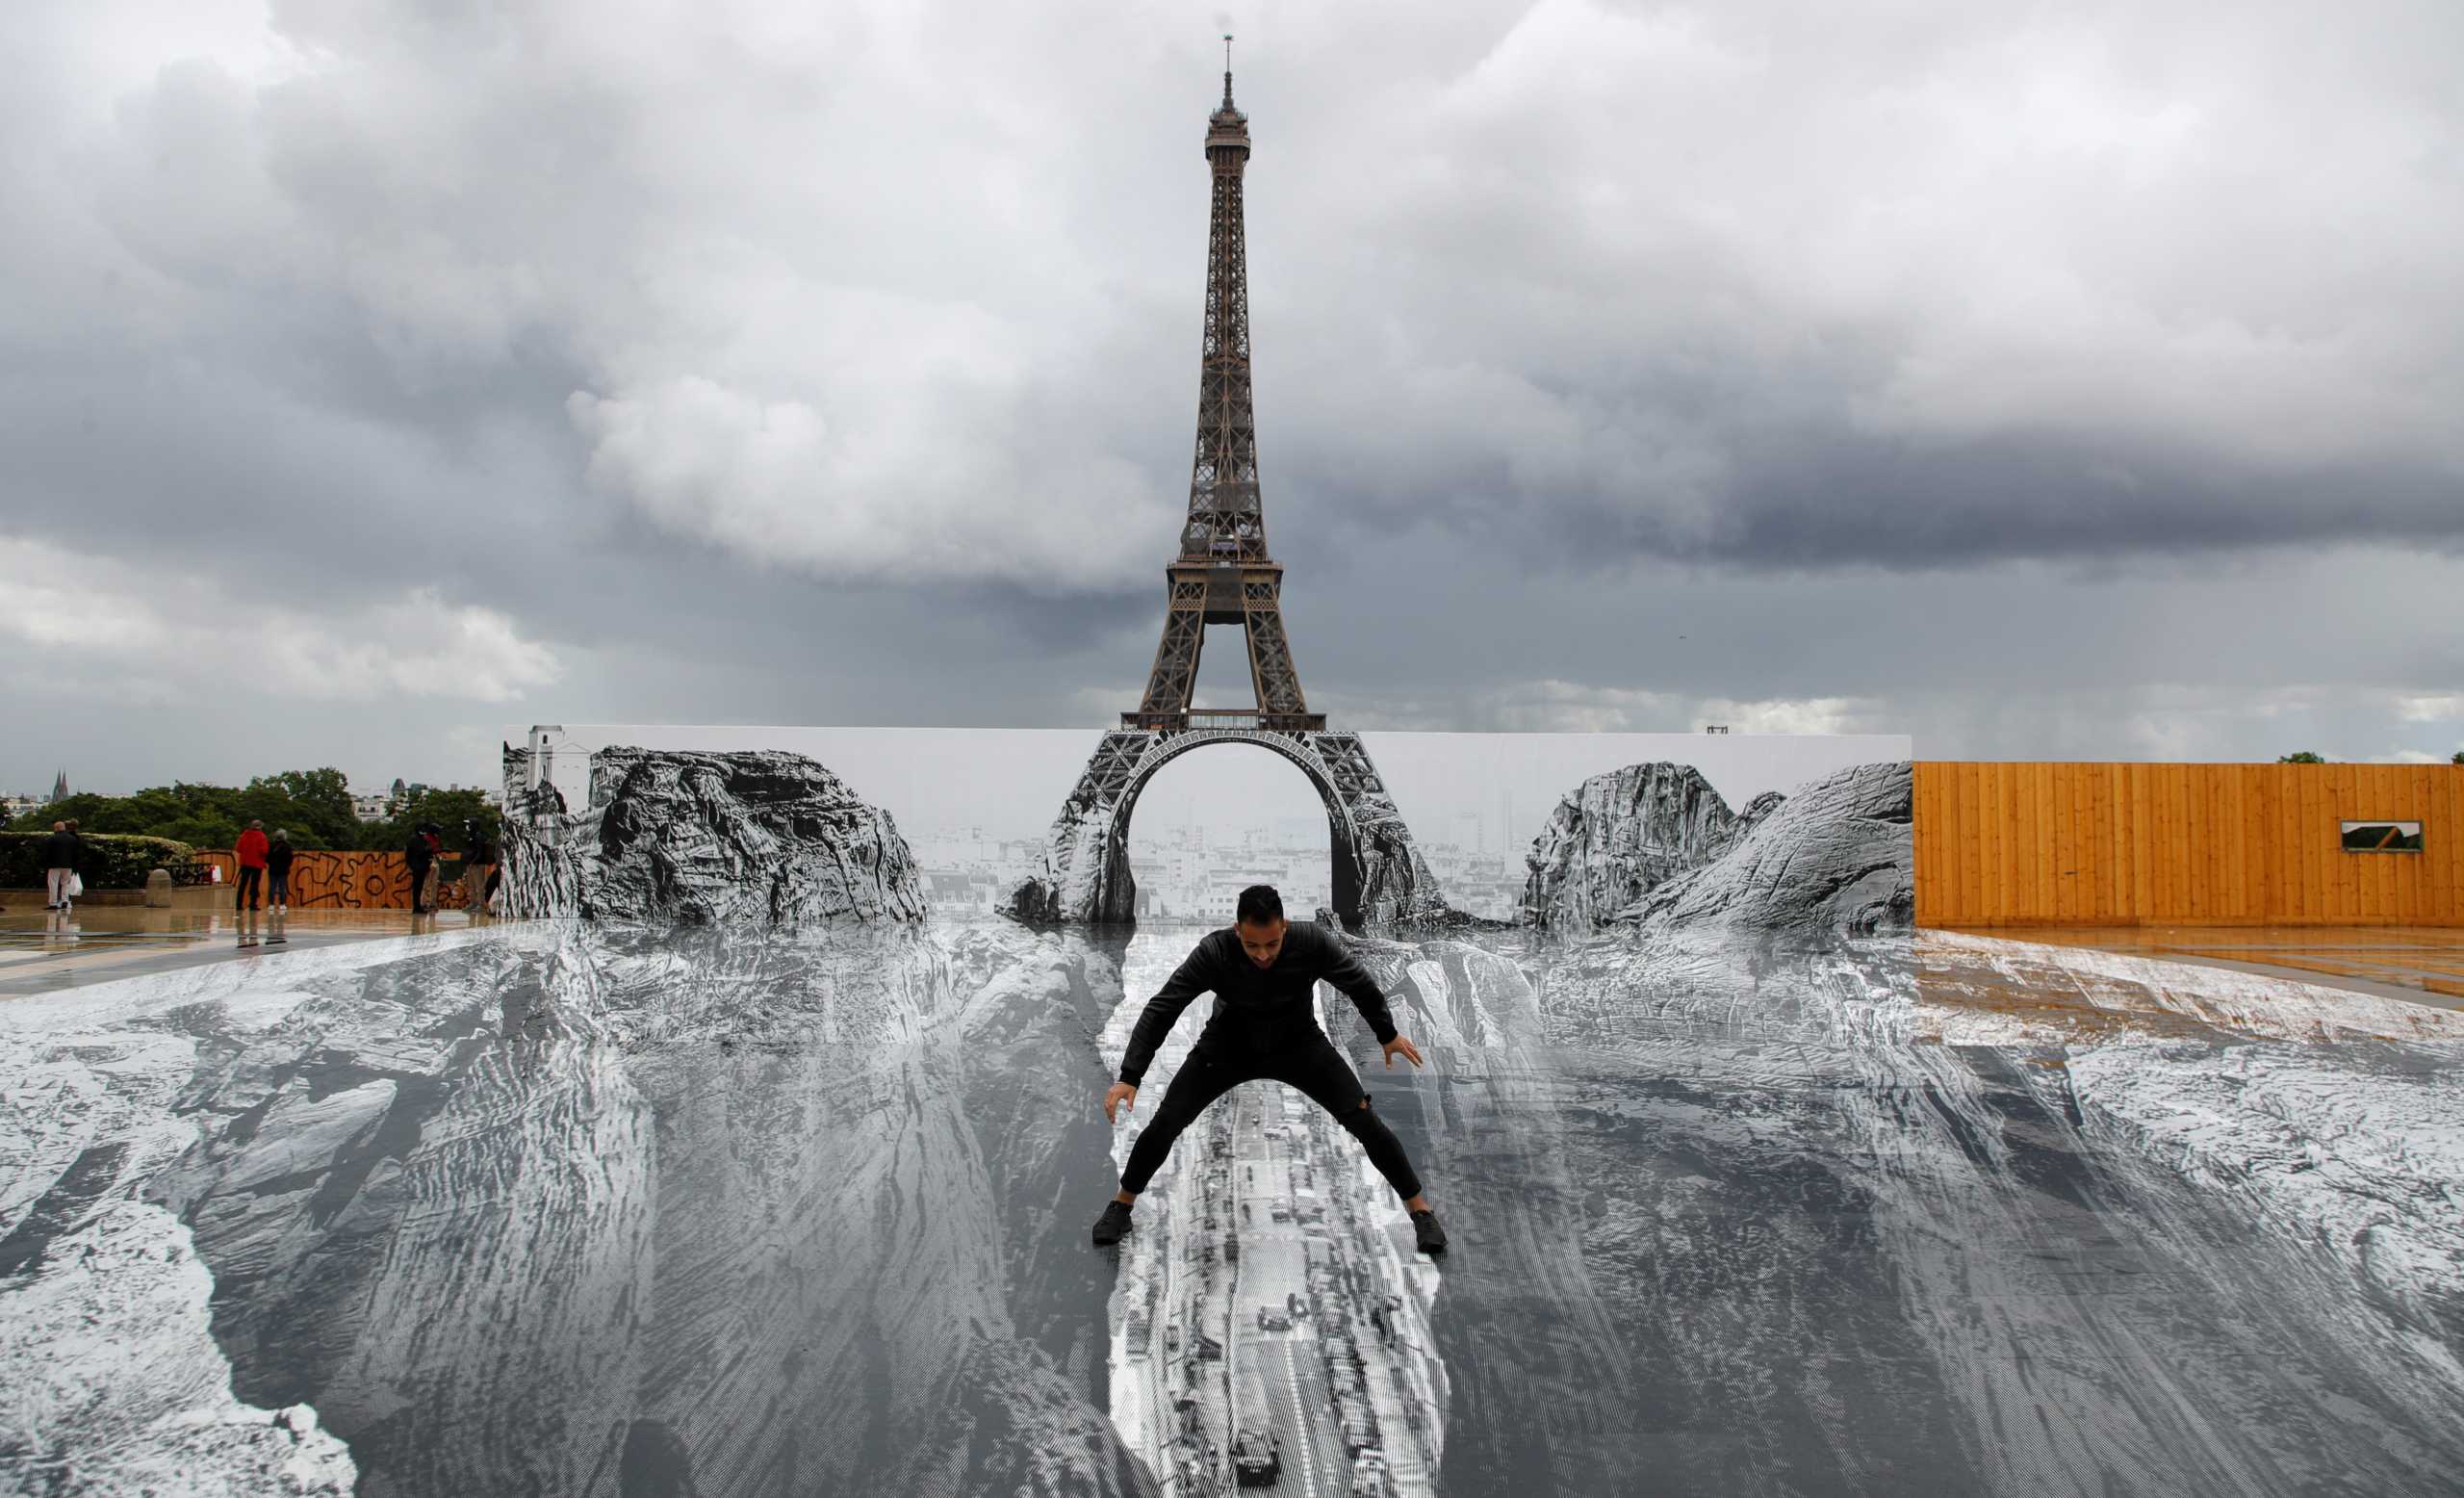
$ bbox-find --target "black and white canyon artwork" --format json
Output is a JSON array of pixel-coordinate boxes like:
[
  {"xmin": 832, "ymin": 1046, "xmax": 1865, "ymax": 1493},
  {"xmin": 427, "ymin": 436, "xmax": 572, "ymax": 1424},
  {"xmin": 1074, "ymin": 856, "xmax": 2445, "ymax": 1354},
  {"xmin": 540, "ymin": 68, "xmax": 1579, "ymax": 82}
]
[{"xmin": 5, "ymin": 748, "xmax": 2459, "ymax": 1496}]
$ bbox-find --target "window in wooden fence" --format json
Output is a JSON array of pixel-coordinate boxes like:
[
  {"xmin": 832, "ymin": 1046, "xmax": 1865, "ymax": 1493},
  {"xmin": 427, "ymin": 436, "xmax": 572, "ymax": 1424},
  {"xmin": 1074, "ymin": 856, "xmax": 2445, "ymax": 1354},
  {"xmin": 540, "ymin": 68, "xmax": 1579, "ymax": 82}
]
[{"xmin": 2341, "ymin": 820, "xmax": 2425, "ymax": 854}]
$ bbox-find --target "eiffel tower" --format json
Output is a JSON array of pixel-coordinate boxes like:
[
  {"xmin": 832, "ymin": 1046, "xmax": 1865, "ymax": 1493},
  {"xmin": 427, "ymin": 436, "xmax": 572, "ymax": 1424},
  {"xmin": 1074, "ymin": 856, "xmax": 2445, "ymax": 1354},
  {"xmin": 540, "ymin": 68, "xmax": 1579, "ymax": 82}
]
[{"xmin": 1014, "ymin": 49, "xmax": 1449, "ymax": 929}]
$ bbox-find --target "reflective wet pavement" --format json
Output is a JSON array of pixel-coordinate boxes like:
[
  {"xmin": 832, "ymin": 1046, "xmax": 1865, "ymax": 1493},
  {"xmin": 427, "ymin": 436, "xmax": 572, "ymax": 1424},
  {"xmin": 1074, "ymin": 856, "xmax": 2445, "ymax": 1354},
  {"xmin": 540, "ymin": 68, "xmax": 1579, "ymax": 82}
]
[
  {"xmin": 1953, "ymin": 923, "xmax": 2464, "ymax": 1010},
  {"xmin": 2, "ymin": 918, "xmax": 2458, "ymax": 1495},
  {"xmin": 0, "ymin": 903, "xmax": 501, "ymax": 999}
]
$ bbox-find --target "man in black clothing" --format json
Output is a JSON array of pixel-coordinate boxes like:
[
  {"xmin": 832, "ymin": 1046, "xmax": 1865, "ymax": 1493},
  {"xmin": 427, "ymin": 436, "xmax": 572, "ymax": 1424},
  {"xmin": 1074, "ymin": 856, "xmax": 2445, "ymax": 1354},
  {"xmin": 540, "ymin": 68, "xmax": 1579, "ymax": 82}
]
[
  {"xmin": 42, "ymin": 820, "xmax": 79, "ymax": 912},
  {"xmin": 403, "ymin": 827, "xmax": 434, "ymax": 915},
  {"xmin": 1093, "ymin": 885, "xmax": 1447, "ymax": 1255},
  {"xmin": 266, "ymin": 830, "xmax": 295, "ymax": 916}
]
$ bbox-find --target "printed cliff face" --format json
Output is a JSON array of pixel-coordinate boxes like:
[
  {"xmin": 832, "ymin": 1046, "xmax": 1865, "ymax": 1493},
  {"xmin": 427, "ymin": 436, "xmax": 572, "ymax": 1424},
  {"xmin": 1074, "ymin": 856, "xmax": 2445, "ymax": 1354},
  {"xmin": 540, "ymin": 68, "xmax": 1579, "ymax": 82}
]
[
  {"xmin": 1522, "ymin": 762, "xmax": 1756, "ymax": 927},
  {"xmin": 7, "ymin": 912, "xmax": 2462, "ymax": 1496},
  {"xmin": 500, "ymin": 747, "xmax": 930, "ymax": 923},
  {"xmin": 1521, "ymin": 760, "xmax": 1914, "ymax": 937},
  {"xmin": 4, "ymin": 923, "xmax": 1146, "ymax": 1496}
]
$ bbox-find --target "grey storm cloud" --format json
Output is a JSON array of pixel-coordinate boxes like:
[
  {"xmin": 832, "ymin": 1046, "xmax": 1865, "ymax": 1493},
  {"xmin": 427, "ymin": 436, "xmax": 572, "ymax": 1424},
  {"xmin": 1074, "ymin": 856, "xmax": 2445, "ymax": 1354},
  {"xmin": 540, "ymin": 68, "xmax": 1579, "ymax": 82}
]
[{"xmin": 3, "ymin": 0, "xmax": 2462, "ymax": 790}]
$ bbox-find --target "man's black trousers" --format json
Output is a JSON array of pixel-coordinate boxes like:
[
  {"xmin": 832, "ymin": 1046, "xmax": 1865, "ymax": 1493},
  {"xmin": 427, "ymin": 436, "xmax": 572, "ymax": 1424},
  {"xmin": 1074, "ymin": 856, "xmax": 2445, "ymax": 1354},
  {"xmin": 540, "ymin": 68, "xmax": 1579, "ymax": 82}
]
[
  {"xmin": 1119, "ymin": 1023, "xmax": 1423, "ymax": 1201},
  {"xmin": 233, "ymin": 867, "xmax": 262, "ymax": 911}
]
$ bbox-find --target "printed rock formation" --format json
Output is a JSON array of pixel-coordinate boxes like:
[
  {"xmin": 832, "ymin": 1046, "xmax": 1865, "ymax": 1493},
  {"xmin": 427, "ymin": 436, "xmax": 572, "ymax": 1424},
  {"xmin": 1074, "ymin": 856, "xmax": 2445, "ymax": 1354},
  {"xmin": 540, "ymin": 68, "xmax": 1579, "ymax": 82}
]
[
  {"xmin": 1620, "ymin": 760, "xmax": 1914, "ymax": 937},
  {"xmin": 500, "ymin": 748, "xmax": 927, "ymax": 922},
  {"xmin": 1520, "ymin": 761, "xmax": 1914, "ymax": 938},
  {"xmin": 1520, "ymin": 763, "xmax": 1760, "ymax": 929}
]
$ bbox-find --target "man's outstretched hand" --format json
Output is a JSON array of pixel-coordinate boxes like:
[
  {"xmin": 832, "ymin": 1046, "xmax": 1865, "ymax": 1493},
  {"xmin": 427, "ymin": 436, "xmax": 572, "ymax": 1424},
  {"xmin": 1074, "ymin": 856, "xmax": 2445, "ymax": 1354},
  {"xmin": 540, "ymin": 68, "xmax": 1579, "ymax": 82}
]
[
  {"xmin": 1103, "ymin": 1081, "xmax": 1138, "ymax": 1124},
  {"xmin": 1382, "ymin": 1034, "xmax": 1424, "ymax": 1070}
]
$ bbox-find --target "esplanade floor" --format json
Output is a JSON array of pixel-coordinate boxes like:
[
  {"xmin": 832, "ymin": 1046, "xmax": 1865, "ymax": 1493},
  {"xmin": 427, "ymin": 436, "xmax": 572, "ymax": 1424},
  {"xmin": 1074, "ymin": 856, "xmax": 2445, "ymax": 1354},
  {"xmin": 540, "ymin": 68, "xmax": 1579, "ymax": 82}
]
[
  {"xmin": 1955, "ymin": 923, "xmax": 2464, "ymax": 1011},
  {"xmin": 0, "ymin": 902, "xmax": 499, "ymax": 999},
  {"xmin": 3, "ymin": 917, "xmax": 2459, "ymax": 1495}
]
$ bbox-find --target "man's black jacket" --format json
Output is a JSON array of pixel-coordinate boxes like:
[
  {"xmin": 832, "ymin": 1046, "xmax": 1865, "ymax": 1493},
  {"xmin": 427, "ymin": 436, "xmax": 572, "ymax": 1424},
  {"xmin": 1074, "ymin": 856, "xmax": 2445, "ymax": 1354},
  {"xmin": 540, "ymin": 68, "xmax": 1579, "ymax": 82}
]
[{"xmin": 1117, "ymin": 921, "xmax": 1399, "ymax": 1087}]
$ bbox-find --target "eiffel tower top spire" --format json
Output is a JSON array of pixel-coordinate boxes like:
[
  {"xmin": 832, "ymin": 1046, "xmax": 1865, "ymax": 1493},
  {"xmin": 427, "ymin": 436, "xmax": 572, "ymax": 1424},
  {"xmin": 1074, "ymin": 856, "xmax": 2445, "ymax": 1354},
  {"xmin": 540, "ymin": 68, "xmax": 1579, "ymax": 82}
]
[{"xmin": 1185, "ymin": 34, "xmax": 1261, "ymax": 569}]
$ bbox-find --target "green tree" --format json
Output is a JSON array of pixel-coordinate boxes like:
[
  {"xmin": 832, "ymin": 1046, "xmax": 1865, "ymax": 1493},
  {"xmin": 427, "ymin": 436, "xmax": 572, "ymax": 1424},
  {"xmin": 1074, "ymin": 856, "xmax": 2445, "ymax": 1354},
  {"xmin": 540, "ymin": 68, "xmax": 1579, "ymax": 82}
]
[
  {"xmin": 9, "ymin": 791, "xmax": 117, "ymax": 832},
  {"xmin": 9, "ymin": 767, "xmax": 433, "ymax": 853},
  {"xmin": 2277, "ymin": 751, "xmax": 2327, "ymax": 764},
  {"xmin": 13, "ymin": 768, "xmax": 389, "ymax": 847},
  {"xmin": 105, "ymin": 789, "xmax": 194, "ymax": 834},
  {"xmin": 225, "ymin": 772, "xmax": 355, "ymax": 848},
  {"xmin": 353, "ymin": 788, "xmax": 500, "ymax": 858},
  {"xmin": 248, "ymin": 768, "xmax": 355, "ymax": 837},
  {"xmin": 157, "ymin": 813, "xmax": 242, "ymax": 849}
]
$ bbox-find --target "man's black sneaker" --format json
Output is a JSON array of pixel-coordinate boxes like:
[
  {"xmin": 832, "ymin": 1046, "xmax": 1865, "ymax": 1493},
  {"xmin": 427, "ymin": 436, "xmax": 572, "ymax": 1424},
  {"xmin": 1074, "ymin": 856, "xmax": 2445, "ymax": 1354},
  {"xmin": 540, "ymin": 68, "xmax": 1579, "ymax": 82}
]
[
  {"xmin": 1092, "ymin": 1201, "xmax": 1135, "ymax": 1246},
  {"xmin": 1411, "ymin": 1208, "xmax": 1448, "ymax": 1255}
]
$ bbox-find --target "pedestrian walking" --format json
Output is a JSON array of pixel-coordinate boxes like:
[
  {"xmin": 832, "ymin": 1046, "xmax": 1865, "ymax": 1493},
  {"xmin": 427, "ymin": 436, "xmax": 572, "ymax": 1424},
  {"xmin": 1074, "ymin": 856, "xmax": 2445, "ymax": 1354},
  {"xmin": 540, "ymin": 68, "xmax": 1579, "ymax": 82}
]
[
  {"xmin": 267, "ymin": 829, "xmax": 295, "ymax": 914},
  {"xmin": 233, "ymin": 820, "xmax": 270, "ymax": 912},
  {"xmin": 42, "ymin": 820, "xmax": 79, "ymax": 912}
]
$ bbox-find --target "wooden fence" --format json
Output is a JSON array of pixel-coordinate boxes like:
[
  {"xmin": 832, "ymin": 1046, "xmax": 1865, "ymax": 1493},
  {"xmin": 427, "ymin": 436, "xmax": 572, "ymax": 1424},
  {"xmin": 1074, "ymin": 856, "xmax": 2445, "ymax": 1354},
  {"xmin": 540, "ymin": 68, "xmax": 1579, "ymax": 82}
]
[
  {"xmin": 193, "ymin": 850, "xmax": 494, "ymax": 911},
  {"xmin": 1914, "ymin": 762, "xmax": 2463, "ymax": 928}
]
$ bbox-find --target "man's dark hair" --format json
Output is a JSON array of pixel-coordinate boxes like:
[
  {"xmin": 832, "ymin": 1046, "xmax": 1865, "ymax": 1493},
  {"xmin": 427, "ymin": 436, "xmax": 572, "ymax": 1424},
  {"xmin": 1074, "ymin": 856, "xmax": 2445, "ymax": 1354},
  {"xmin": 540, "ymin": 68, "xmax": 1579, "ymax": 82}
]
[{"xmin": 1235, "ymin": 885, "xmax": 1284, "ymax": 925}]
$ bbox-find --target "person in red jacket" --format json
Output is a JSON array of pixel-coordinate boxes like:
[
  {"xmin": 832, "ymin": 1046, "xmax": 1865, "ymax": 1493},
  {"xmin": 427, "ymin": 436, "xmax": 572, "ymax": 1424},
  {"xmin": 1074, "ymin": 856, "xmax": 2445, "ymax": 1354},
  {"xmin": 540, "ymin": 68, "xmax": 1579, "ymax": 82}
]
[{"xmin": 233, "ymin": 819, "xmax": 270, "ymax": 913}]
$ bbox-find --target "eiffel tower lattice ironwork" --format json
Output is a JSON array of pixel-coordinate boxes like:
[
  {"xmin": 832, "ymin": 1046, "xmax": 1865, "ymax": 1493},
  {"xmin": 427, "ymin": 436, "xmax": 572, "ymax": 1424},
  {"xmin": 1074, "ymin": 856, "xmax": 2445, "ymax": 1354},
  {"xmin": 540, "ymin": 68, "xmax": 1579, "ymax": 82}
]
[
  {"xmin": 1012, "ymin": 52, "xmax": 1451, "ymax": 929},
  {"xmin": 1126, "ymin": 54, "xmax": 1316, "ymax": 734}
]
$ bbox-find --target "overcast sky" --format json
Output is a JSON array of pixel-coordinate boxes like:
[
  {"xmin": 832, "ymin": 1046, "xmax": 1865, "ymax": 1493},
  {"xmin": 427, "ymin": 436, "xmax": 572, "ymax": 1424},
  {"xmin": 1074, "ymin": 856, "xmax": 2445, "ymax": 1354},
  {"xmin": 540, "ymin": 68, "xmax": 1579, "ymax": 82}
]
[{"xmin": 6, "ymin": 0, "xmax": 2461, "ymax": 797}]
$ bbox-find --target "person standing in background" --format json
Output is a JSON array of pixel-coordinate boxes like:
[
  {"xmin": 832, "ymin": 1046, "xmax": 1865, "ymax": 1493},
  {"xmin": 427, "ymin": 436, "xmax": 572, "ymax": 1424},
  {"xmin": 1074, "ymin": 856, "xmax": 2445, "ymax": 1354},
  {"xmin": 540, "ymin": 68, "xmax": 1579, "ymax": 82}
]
[
  {"xmin": 404, "ymin": 825, "xmax": 435, "ymax": 915},
  {"xmin": 421, "ymin": 824, "xmax": 445, "ymax": 914},
  {"xmin": 266, "ymin": 829, "xmax": 295, "ymax": 915},
  {"xmin": 461, "ymin": 819, "xmax": 493, "ymax": 915},
  {"xmin": 42, "ymin": 820, "xmax": 78, "ymax": 912},
  {"xmin": 234, "ymin": 819, "xmax": 270, "ymax": 913}
]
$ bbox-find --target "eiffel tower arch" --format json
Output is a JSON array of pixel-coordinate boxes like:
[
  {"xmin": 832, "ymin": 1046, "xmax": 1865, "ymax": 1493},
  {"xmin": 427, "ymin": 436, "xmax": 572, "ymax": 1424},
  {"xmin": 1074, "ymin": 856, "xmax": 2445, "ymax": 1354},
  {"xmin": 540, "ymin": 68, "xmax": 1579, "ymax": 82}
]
[
  {"xmin": 1012, "ymin": 724, "xmax": 1447, "ymax": 927},
  {"xmin": 1012, "ymin": 57, "xmax": 1450, "ymax": 930}
]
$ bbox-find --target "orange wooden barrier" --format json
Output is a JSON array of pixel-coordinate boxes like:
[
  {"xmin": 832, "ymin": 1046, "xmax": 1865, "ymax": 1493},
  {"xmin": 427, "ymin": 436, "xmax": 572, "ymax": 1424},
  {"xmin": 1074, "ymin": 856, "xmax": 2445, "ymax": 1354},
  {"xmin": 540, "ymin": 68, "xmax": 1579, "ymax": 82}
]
[
  {"xmin": 192, "ymin": 850, "xmax": 494, "ymax": 910},
  {"xmin": 1913, "ymin": 763, "xmax": 2463, "ymax": 927}
]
